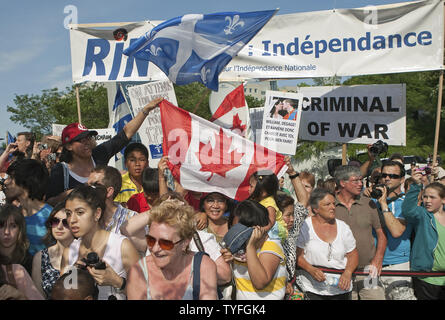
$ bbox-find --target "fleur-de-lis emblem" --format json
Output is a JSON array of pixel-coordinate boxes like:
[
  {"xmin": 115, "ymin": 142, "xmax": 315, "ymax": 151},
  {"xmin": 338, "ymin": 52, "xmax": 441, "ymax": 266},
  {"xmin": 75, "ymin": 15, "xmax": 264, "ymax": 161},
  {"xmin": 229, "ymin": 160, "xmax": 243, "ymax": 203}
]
[
  {"xmin": 147, "ymin": 45, "xmax": 162, "ymax": 56},
  {"xmin": 200, "ymin": 67, "xmax": 211, "ymax": 83},
  {"xmin": 224, "ymin": 15, "xmax": 245, "ymax": 35}
]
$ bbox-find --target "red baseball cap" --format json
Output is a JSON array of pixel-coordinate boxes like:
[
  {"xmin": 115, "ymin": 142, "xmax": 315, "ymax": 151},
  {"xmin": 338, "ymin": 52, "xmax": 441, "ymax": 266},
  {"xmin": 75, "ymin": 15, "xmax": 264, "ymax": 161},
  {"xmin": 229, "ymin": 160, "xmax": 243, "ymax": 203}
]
[{"xmin": 61, "ymin": 123, "xmax": 98, "ymax": 145}]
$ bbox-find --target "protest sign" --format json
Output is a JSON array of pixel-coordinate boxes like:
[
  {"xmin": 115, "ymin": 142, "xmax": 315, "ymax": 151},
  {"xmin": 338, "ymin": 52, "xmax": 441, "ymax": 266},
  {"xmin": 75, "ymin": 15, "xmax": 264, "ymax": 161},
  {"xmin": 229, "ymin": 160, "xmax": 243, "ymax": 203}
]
[
  {"xmin": 260, "ymin": 91, "xmax": 303, "ymax": 155},
  {"xmin": 295, "ymin": 84, "xmax": 406, "ymax": 146},
  {"xmin": 127, "ymin": 79, "xmax": 178, "ymax": 167}
]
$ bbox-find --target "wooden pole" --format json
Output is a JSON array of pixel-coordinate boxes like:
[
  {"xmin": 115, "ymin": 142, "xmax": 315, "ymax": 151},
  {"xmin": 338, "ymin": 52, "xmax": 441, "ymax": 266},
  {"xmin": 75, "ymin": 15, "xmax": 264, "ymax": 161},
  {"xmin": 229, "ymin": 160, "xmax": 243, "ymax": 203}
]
[
  {"xmin": 432, "ymin": 3, "xmax": 445, "ymax": 167},
  {"xmin": 342, "ymin": 143, "xmax": 347, "ymax": 165},
  {"xmin": 432, "ymin": 70, "xmax": 443, "ymax": 167},
  {"xmin": 76, "ymin": 85, "xmax": 82, "ymax": 124}
]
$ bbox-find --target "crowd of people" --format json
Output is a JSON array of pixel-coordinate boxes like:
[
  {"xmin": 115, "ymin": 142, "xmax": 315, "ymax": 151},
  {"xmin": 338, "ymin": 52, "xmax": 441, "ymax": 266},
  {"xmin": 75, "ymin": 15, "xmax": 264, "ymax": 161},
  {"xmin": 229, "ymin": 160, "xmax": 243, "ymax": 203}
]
[{"xmin": 0, "ymin": 98, "xmax": 445, "ymax": 301}]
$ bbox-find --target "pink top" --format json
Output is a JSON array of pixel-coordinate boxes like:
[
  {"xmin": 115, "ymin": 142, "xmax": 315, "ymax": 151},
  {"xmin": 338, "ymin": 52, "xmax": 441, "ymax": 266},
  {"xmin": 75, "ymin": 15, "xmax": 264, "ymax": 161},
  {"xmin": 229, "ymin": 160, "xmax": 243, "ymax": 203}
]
[{"xmin": 2, "ymin": 264, "xmax": 44, "ymax": 300}]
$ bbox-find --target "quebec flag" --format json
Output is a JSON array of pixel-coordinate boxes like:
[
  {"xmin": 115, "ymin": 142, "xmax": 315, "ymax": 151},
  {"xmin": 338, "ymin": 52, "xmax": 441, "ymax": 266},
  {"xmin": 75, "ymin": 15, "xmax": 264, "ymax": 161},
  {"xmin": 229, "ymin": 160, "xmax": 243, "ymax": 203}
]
[
  {"xmin": 123, "ymin": 9, "xmax": 277, "ymax": 91},
  {"xmin": 112, "ymin": 84, "xmax": 133, "ymax": 160},
  {"xmin": 6, "ymin": 132, "xmax": 15, "ymax": 161}
]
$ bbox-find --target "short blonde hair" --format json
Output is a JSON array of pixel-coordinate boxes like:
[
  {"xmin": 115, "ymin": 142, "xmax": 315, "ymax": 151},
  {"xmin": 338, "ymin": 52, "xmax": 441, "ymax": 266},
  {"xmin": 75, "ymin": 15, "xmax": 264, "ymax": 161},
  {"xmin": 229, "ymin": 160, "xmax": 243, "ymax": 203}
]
[{"xmin": 148, "ymin": 199, "xmax": 196, "ymax": 240}]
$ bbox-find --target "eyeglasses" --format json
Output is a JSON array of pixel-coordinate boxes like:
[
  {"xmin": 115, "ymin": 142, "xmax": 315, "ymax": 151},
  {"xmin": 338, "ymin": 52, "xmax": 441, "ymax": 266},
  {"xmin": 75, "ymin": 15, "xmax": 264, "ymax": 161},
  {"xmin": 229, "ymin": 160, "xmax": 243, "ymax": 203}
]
[
  {"xmin": 381, "ymin": 173, "xmax": 402, "ymax": 179},
  {"xmin": 50, "ymin": 217, "xmax": 69, "ymax": 228},
  {"xmin": 146, "ymin": 235, "xmax": 183, "ymax": 251},
  {"xmin": 348, "ymin": 177, "xmax": 363, "ymax": 184}
]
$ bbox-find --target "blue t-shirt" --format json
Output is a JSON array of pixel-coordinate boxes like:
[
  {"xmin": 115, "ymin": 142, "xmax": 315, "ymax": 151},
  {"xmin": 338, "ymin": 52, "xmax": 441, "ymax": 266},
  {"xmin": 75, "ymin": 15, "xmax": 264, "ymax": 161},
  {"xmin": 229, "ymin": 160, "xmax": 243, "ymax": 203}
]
[
  {"xmin": 25, "ymin": 203, "xmax": 52, "ymax": 256},
  {"xmin": 374, "ymin": 195, "xmax": 413, "ymax": 265}
]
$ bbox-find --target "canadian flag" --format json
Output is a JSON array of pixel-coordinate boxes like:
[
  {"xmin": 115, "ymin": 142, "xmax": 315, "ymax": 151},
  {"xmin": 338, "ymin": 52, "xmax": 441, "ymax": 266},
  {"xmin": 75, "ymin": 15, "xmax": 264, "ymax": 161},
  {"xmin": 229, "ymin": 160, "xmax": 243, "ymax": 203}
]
[
  {"xmin": 209, "ymin": 83, "xmax": 249, "ymax": 138},
  {"xmin": 160, "ymin": 100, "xmax": 287, "ymax": 201}
]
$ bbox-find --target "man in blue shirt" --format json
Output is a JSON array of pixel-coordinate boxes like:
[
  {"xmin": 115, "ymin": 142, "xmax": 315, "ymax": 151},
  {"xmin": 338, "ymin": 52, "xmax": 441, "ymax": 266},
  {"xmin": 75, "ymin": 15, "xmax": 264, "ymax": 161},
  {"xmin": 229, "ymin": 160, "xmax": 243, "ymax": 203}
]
[
  {"xmin": 4, "ymin": 159, "xmax": 52, "ymax": 256},
  {"xmin": 374, "ymin": 160, "xmax": 416, "ymax": 300}
]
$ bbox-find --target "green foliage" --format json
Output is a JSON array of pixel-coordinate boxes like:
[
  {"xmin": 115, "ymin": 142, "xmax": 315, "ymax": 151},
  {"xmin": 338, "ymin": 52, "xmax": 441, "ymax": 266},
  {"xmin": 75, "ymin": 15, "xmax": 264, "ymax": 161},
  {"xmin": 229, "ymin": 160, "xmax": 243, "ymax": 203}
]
[
  {"xmin": 245, "ymin": 95, "xmax": 264, "ymax": 108},
  {"xmin": 174, "ymin": 83, "xmax": 212, "ymax": 120},
  {"xmin": 7, "ymin": 83, "xmax": 109, "ymax": 139}
]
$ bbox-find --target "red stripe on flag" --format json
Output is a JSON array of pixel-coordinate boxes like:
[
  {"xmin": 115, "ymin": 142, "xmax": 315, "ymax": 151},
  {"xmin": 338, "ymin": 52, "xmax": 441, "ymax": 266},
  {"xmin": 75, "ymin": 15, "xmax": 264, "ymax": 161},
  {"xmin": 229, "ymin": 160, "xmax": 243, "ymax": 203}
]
[
  {"xmin": 159, "ymin": 100, "xmax": 192, "ymax": 185},
  {"xmin": 210, "ymin": 84, "xmax": 245, "ymax": 122}
]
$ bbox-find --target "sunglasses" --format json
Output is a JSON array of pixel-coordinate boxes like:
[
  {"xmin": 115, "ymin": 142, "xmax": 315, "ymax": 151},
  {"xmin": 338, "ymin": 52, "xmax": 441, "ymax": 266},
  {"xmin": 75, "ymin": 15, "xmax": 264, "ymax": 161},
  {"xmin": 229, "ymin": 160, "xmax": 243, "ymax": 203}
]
[
  {"xmin": 50, "ymin": 217, "xmax": 69, "ymax": 228},
  {"xmin": 381, "ymin": 173, "xmax": 402, "ymax": 179},
  {"xmin": 146, "ymin": 235, "xmax": 183, "ymax": 251}
]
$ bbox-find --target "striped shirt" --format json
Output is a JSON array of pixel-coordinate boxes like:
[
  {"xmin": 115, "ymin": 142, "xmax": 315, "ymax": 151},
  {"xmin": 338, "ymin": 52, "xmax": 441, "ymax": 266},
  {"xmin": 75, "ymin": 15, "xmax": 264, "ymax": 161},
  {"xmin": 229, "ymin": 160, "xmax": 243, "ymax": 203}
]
[
  {"xmin": 106, "ymin": 204, "xmax": 138, "ymax": 235},
  {"xmin": 25, "ymin": 204, "xmax": 52, "ymax": 256},
  {"xmin": 233, "ymin": 239, "xmax": 287, "ymax": 300}
]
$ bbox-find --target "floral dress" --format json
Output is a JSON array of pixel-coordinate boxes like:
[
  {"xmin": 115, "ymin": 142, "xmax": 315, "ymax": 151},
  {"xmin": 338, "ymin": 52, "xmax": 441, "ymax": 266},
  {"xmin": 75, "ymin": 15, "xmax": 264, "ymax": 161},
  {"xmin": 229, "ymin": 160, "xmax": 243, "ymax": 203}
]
[{"xmin": 41, "ymin": 248, "xmax": 60, "ymax": 298}]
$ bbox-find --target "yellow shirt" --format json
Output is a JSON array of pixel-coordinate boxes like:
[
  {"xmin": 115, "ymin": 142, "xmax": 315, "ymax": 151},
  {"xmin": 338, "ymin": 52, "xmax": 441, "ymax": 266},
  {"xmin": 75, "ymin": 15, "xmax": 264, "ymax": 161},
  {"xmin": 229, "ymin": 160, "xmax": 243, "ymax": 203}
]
[
  {"xmin": 260, "ymin": 196, "xmax": 288, "ymax": 241},
  {"xmin": 114, "ymin": 172, "xmax": 140, "ymax": 203},
  {"xmin": 233, "ymin": 239, "xmax": 287, "ymax": 300}
]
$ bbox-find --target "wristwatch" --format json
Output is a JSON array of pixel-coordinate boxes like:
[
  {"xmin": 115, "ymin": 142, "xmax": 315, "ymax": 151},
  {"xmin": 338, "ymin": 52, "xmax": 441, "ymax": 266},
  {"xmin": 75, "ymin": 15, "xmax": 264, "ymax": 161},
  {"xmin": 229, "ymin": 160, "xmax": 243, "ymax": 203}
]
[{"xmin": 289, "ymin": 172, "xmax": 300, "ymax": 179}]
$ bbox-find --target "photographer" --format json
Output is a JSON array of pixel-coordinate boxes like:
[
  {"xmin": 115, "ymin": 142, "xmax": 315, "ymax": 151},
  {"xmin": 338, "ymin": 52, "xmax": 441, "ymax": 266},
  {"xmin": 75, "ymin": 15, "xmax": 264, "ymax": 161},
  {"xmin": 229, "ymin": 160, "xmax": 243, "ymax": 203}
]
[
  {"xmin": 61, "ymin": 184, "xmax": 139, "ymax": 300},
  {"xmin": 372, "ymin": 160, "xmax": 416, "ymax": 300},
  {"xmin": 359, "ymin": 140, "xmax": 388, "ymax": 179}
]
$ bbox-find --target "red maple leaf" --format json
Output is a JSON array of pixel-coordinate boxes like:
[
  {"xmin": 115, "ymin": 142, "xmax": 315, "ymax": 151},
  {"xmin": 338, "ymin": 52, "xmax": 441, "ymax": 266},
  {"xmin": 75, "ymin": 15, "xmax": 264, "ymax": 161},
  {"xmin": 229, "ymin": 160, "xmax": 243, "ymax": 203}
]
[
  {"xmin": 230, "ymin": 113, "xmax": 246, "ymax": 136},
  {"xmin": 196, "ymin": 128, "xmax": 244, "ymax": 181}
]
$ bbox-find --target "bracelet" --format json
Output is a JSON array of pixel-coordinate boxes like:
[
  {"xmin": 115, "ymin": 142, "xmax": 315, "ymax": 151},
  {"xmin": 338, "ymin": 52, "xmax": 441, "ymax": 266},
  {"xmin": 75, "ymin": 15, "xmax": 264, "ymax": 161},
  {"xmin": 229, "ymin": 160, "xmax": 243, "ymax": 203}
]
[
  {"xmin": 119, "ymin": 277, "xmax": 126, "ymax": 290},
  {"xmin": 289, "ymin": 172, "xmax": 299, "ymax": 179},
  {"xmin": 142, "ymin": 109, "xmax": 150, "ymax": 116}
]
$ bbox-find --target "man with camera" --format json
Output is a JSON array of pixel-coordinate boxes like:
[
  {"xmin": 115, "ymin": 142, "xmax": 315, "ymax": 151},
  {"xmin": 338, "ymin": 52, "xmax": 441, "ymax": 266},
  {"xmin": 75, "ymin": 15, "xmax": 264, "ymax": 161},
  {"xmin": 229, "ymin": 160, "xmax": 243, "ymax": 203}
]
[{"xmin": 373, "ymin": 160, "xmax": 416, "ymax": 300}]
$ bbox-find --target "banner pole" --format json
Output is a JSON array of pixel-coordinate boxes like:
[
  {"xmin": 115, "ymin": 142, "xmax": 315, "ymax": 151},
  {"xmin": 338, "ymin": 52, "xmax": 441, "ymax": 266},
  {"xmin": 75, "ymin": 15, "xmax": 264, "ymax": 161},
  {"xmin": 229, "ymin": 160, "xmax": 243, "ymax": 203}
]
[
  {"xmin": 432, "ymin": 3, "xmax": 445, "ymax": 167},
  {"xmin": 433, "ymin": 70, "xmax": 444, "ymax": 167},
  {"xmin": 76, "ymin": 85, "xmax": 82, "ymax": 124},
  {"xmin": 192, "ymin": 87, "xmax": 211, "ymax": 115},
  {"xmin": 342, "ymin": 143, "xmax": 347, "ymax": 165}
]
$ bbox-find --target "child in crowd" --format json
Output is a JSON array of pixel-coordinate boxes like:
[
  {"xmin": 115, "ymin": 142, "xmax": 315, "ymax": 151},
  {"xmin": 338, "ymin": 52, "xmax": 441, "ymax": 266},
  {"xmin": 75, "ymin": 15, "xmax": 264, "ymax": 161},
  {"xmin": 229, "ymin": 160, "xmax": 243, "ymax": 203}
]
[{"xmin": 248, "ymin": 170, "xmax": 287, "ymax": 242}]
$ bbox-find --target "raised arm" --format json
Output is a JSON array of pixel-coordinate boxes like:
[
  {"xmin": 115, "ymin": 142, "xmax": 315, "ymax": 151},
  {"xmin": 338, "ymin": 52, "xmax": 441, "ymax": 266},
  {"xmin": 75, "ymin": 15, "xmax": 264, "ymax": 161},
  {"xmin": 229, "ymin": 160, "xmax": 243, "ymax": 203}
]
[
  {"xmin": 123, "ymin": 97, "xmax": 163, "ymax": 140},
  {"xmin": 284, "ymin": 156, "xmax": 309, "ymax": 207}
]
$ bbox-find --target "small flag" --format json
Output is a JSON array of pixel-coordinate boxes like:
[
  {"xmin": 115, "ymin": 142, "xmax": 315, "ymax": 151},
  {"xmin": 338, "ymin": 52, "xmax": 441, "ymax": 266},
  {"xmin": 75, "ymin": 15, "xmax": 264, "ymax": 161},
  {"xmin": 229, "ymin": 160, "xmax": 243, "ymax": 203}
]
[{"xmin": 112, "ymin": 84, "xmax": 133, "ymax": 160}]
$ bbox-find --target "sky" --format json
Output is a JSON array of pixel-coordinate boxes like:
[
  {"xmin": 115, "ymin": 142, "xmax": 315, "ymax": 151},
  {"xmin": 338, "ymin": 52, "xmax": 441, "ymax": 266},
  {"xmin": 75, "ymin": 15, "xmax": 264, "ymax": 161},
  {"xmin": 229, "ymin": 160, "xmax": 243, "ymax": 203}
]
[{"xmin": 0, "ymin": 0, "xmax": 414, "ymax": 140}]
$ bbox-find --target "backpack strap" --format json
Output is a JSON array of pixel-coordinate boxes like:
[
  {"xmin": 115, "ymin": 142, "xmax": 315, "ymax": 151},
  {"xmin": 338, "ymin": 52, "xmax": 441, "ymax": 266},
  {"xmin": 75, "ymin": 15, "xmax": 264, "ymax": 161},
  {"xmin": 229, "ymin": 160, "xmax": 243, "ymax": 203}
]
[
  {"xmin": 192, "ymin": 251, "xmax": 208, "ymax": 300},
  {"xmin": 61, "ymin": 162, "xmax": 70, "ymax": 191}
]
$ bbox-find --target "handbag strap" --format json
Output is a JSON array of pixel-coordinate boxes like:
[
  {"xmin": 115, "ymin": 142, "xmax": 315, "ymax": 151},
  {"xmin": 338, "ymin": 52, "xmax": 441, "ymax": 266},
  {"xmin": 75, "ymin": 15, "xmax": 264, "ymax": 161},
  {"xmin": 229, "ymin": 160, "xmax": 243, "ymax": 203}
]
[{"xmin": 192, "ymin": 252, "xmax": 208, "ymax": 300}]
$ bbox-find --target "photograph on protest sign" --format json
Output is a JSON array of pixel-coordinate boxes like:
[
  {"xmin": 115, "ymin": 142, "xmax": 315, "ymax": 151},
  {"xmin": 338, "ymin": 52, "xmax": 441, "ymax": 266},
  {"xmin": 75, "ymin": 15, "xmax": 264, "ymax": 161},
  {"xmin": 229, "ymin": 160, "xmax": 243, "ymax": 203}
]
[
  {"xmin": 296, "ymin": 84, "xmax": 406, "ymax": 146},
  {"xmin": 260, "ymin": 91, "xmax": 303, "ymax": 155},
  {"xmin": 127, "ymin": 79, "xmax": 178, "ymax": 167}
]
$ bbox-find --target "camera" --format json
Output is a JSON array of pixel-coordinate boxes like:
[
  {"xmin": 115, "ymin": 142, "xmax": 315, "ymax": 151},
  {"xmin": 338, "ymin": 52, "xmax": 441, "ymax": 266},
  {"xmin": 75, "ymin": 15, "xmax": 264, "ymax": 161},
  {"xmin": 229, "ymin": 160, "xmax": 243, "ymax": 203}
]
[
  {"xmin": 370, "ymin": 184, "xmax": 386, "ymax": 199},
  {"xmin": 47, "ymin": 153, "xmax": 57, "ymax": 162},
  {"xmin": 369, "ymin": 140, "xmax": 388, "ymax": 157},
  {"xmin": 38, "ymin": 143, "xmax": 48, "ymax": 151},
  {"xmin": 81, "ymin": 252, "xmax": 106, "ymax": 270}
]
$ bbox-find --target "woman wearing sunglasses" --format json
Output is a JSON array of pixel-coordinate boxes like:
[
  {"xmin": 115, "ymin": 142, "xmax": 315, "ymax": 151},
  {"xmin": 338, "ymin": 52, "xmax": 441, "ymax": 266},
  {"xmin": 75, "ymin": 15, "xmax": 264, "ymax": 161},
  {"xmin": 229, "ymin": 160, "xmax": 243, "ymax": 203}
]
[
  {"xmin": 295, "ymin": 188, "xmax": 358, "ymax": 300},
  {"xmin": 61, "ymin": 184, "xmax": 140, "ymax": 300},
  {"xmin": 127, "ymin": 199, "xmax": 218, "ymax": 300},
  {"xmin": 31, "ymin": 202, "xmax": 74, "ymax": 298}
]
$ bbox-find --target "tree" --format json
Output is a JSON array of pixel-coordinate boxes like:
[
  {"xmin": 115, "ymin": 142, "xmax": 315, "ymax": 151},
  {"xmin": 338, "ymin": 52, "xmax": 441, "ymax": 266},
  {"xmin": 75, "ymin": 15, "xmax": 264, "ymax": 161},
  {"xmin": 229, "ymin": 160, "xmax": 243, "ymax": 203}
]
[{"xmin": 7, "ymin": 83, "xmax": 109, "ymax": 139}]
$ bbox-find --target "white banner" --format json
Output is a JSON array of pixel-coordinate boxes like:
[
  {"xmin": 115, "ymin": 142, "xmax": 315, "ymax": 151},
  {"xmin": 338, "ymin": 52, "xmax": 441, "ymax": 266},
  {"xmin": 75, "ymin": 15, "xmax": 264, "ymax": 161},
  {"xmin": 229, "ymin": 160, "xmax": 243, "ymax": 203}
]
[
  {"xmin": 295, "ymin": 84, "xmax": 406, "ymax": 146},
  {"xmin": 69, "ymin": 22, "xmax": 167, "ymax": 83},
  {"xmin": 260, "ymin": 91, "xmax": 303, "ymax": 155},
  {"xmin": 127, "ymin": 80, "xmax": 178, "ymax": 167},
  {"xmin": 222, "ymin": 0, "xmax": 444, "ymax": 80},
  {"xmin": 69, "ymin": 1, "xmax": 443, "ymax": 83}
]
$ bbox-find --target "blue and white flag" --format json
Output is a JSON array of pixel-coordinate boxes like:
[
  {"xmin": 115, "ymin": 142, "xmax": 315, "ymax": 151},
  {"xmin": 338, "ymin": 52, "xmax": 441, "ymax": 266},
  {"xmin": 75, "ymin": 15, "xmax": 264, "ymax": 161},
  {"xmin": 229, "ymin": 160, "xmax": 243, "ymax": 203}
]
[
  {"xmin": 6, "ymin": 131, "xmax": 16, "ymax": 161},
  {"xmin": 123, "ymin": 9, "xmax": 277, "ymax": 91},
  {"xmin": 112, "ymin": 84, "xmax": 133, "ymax": 160}
]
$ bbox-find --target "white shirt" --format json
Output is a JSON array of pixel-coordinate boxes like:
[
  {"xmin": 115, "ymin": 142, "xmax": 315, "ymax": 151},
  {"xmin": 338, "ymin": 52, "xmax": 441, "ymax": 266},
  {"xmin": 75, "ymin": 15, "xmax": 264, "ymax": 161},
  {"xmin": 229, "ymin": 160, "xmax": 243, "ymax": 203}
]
[{"xmin": 296, "ymin": 217, "xmax": 356, "ymax": 296}]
